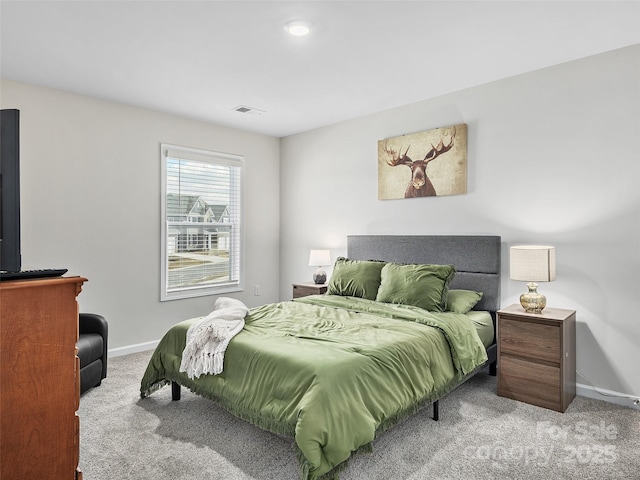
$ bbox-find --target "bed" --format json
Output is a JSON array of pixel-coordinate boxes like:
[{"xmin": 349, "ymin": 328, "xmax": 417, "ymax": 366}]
[{"xmin": 140, "ymin": 235, "xmax": 501, "ymax": 480}]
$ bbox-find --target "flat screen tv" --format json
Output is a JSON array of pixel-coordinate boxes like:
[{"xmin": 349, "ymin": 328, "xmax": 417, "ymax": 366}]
[{"xmin": 0, "ymin": 109, "xmax": 21, "ymax": 273}]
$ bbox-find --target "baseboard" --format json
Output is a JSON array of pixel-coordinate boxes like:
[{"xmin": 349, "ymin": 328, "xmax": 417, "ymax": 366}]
[
  {"xmin": 109, "ymin": 340, "xmax": 159, "ymax": 358},
  {"xmin": 577, "ymin": 382, "xmax": 640, "ymax": 411}
]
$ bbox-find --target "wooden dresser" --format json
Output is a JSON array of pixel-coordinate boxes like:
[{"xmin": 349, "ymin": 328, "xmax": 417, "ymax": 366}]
[
  {"xmin": 497, "ymin": 304, "xmax": 576, "ymax": 412},
  {"xmin": 1, "ymin": 276, "xmax": 87, "ymax": 479}
]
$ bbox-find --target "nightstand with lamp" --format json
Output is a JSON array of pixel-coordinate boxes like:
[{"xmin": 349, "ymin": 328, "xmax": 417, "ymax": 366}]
[
  {"xmin": 292, "ymin": 249, "xmax": 331, "ymax": 299},
  {"xmin": 497, "ymin": 245, "xmax": 576, "ymax": 412}
]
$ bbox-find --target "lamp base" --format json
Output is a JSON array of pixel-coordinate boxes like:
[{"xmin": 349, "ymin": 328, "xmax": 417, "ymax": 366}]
[
  {"xmin": 520, "ymin": 282, "xmax": 546, "ymax": 314},
  {"xmin": 312, "ymin": 268, "xmax": 327, "ymax": 284}
]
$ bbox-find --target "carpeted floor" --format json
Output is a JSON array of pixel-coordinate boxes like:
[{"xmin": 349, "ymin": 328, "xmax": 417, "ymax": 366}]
[{"xmin": 78, "ymin": 350, "xmax": 639, "ymax": 479}]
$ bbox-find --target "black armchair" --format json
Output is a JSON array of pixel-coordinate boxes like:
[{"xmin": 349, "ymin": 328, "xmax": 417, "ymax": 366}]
[{"xmin": 77, "ymin": 313, "xmax": 108, "ymax": 394}]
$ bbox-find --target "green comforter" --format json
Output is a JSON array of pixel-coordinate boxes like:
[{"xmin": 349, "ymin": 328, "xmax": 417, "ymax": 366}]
[{"xmin": 140, "ymin": 295, "xmax": 488, "ymax": 479}]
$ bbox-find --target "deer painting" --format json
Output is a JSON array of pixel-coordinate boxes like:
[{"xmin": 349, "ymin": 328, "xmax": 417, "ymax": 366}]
[{"xmin": 381, "ymin": 125, "xmax": 462, "ymax": 198}]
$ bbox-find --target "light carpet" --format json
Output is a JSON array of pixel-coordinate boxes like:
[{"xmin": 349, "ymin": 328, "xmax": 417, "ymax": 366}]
[{"xmin": 78, "ymin": 350, "xmax": 639, "ymax": 479}]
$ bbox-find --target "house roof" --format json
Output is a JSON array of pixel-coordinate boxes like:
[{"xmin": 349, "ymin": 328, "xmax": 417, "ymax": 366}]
[
  {"xmin": 166, "ymin": 194, "xmax": 202, "ymax": 217},
  {"xmin": 166, "ymin": 194, "xmax": 228, "ymax": 222},
  {"xmin": 210, "ymin": 204, "xmax": 228, "ymax": 220}
]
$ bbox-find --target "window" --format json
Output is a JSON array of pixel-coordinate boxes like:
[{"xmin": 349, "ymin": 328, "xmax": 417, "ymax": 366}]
[{"xmin": 161, "ymin": 144, "xmax": 243, "ymax": 301}]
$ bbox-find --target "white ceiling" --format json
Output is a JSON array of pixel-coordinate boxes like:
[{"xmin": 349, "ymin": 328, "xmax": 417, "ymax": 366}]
[{"xmin": 1, "ymin": 1, "xmax": 639, "ymax": 138}]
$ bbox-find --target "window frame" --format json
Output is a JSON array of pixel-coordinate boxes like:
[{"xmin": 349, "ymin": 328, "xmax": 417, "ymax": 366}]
[{"xmin": 160, "ymin": 143, "xmax": 244, "ymax": 301}]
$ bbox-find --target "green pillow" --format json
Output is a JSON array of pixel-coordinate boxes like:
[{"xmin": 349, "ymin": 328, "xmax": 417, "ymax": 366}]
[
  {"xmin": 375, "ymin": 263, "xmax": 456, "ymax": 312},
  {"xmin": 446, "ymin": 289, "xmax": 483, "ymax": 314},
  {"xmin": 327, "ymin": 257, "xmax": 386, "ymax": 300}
]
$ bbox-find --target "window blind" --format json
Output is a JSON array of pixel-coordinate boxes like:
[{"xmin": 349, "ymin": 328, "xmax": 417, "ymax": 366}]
[{"xmin": 161, "ymin": 144, "xmax": 243, "ymax": 300}]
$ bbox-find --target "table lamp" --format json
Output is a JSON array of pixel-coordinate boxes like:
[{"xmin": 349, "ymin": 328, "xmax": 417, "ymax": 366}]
[
  {"xmin": 308, "ymin": 249, "xmax": 331, "ymax": 284},
  {"xmin": 510, "ymin": 245, "xmax": 556, "ymax": 313}
]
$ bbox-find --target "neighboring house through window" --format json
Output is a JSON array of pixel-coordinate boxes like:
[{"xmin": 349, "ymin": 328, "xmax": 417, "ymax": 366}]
[{"xmin": 161, "ymin": 144, "xmax": 243, "ymax": 301}]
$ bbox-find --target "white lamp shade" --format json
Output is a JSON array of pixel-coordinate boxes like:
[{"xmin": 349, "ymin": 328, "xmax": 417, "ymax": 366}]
[
  {"xmin": 308, "ymin": 249, "xmax": 331, "ymax": 267},
  {"xmin": 510, "ymin": 246, "xmax": 556, "ymax": 282}
]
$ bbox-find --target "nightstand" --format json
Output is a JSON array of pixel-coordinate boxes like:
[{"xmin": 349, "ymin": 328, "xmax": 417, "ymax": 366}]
[
  {"xmin": 497, "ymin": 304, "xmax": 576, "ymax": 412},
  {"xmin": 292, "ymin": 282, "xmax": 328, "ymax": 299}
]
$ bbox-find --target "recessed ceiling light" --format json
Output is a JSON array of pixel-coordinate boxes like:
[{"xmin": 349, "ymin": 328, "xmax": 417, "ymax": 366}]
[{"xmin": 284, "ymin": 20, "xmax": 311, "ymax": 36}]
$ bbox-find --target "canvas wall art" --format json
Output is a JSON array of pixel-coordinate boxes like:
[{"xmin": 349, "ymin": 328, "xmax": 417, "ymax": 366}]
[{"xmin": 378, "ymin": 123, "xmax": 467, "ymax": 200}]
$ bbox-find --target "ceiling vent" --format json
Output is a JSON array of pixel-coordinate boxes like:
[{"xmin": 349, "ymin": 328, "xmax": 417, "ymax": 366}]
[{"xmin": 232, "ymin": 105, "xmax": 265, "ymax": 116}]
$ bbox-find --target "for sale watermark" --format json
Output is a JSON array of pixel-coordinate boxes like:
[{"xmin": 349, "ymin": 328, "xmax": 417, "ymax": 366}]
[
  {"xmin": 536, "ymin": 420, "xmax": 618, "ymax": 466},
  {"xmin": 536, "ymin": 420, "xmax": 618, "ymax": 442},
  {"xmin": 463, "ymin": 420, "xmax": 619, "ymax": 469},
  {"xmin": 463, "ymin": 444, "xmax": 555, "ymax": 468}
]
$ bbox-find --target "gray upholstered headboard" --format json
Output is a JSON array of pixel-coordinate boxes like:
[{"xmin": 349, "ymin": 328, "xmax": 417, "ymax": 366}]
[{"xmin": 347, "ymin": 235, "xmax": 501, "ymax": 312}]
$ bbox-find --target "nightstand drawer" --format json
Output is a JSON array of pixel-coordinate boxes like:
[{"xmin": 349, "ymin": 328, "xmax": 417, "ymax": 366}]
[
  {"xmin": 292, "ymin": 283, "xmax": 327, "ymax": 298},
  {"xmin": 499, "ymin": 316, "xmax": 560, "ymax": 364},
  {"xmin": 499, "ymin": 355, "xmax": 561, "ymax": 410},
  {"xmin": 497, "ymin": 305, "xmax": 576, "ymax": 413}
]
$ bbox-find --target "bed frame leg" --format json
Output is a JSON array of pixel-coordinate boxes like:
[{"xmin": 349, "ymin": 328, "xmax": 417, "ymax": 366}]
[
  {"xmin": 171, "ymin": 381, "xmax": 181, "ymax": 401},
  {"xmin": 489, "ymin": 361, "xmax": 497, "ymax": 376},
  {"xmin": 433, "ymin": 400, "xmax": 439, "ymax": 421}
]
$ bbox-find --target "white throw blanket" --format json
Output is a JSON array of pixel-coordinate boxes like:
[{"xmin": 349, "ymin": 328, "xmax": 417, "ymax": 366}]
[{"xmin": 179, "ymin": 297, "xmax": 248, "ymax": 379}]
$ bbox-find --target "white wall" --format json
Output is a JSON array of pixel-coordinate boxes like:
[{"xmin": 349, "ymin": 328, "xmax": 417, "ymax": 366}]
[
  {"xmin": 0, "ymin": 79, "xmax": 281, "ymax": 351},
  {"xmin": 280, "ymin": 45, "xmax": 640, "ymax": 400},
  {"xmin": 2, "ymin": 45, "xmax": 637, "ymax": 402}
]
